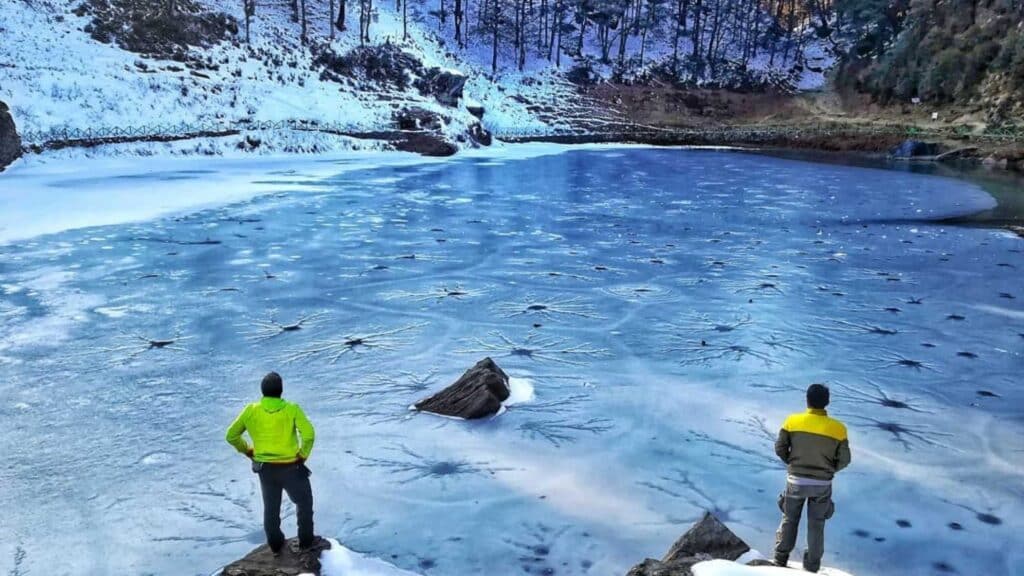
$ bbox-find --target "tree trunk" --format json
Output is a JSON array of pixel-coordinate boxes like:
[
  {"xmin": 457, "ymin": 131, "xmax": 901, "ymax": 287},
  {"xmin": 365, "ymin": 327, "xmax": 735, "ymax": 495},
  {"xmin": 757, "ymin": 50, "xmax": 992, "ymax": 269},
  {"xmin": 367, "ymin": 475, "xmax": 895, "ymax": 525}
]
[
  {"xmin": 455, "ymin": 0, "xmax": 464, "ymax": 46},
  {"xmin": 690, "ymin": 0, "xmax": 702, "ymax": 77},
  {"xmin": 243, "ymin": 0, "xmax": 252, "ymax": 43},
  {"xmin": 555, "ymin": 1, "xmax": 563, "ymax": 66},
  {"xmin": 330, "ymin": 0, "xmax": 336, "ymax": 38},
  {"xmin": 617, "ymin": 8, "xmax": 628, "ymax": 63},
  {"xmin": 336, "ymin": 0, "xmax": 347, "ymax": 31},
  {"xmin": 491, "ymin": 0, "xmax": 499, "ymax": 74},
  {"xmin": 577, "ymin": 14, "xmax": 587, "ymax": 56},
  {"xmin": 300, "ymin": 0, "xmax": 307, "ymax": 43}
]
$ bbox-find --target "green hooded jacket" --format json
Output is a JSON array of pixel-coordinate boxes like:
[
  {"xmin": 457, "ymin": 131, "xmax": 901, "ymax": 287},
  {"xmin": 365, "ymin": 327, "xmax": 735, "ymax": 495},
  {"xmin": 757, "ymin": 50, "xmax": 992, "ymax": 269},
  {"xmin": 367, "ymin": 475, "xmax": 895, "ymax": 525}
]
[{"xmin": 226, "ymin": 397, "xmax": 315, "ymax": 463}]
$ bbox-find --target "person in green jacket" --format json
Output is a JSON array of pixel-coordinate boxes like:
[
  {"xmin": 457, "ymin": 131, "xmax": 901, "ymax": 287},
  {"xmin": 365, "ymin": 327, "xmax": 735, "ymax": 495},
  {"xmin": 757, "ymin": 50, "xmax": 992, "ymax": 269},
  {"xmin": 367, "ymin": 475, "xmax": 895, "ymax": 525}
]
[
  {"xmin": 772, "ymin": 383, "xmax": 851, "ymax": 573},
  {"xmin": 226, "ymin": 372, "xmax": 317, "ymax": 554}
]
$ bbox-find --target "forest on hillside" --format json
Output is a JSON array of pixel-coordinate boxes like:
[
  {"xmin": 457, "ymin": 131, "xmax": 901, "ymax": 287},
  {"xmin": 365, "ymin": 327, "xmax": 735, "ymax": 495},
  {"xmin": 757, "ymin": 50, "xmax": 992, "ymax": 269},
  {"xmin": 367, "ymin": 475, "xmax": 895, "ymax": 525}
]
[{"xmin": 80, "ymin": 0, "xmax": 1024, "ymax": 108}]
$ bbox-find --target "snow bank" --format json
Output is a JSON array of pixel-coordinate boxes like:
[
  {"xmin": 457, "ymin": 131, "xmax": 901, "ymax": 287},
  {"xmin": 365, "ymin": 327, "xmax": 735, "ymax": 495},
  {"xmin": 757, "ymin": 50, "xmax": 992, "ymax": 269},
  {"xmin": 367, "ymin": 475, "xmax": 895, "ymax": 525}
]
[
  {"xmin": 693, "ymin": 559, "xmax": 854, "ymax": 576},
  {"xmin": 320, "ymin": 539, "xmax": 422, "ymax": 576},
  {"xmin": 505, "ymin": 377, "xmax": 536, "ymax": 406}
]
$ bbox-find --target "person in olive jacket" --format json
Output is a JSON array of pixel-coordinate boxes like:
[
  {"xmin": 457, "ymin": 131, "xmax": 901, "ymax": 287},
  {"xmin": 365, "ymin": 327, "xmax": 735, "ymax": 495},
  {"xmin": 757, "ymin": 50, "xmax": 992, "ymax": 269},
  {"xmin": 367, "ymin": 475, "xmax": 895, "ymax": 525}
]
[
  {"xmin": 773, "ymin": 383, "xmax": 851, "ymax": 573},
  {"xmin": 226, "ymin": 372, "xmax": 316, "ymax": 555}
]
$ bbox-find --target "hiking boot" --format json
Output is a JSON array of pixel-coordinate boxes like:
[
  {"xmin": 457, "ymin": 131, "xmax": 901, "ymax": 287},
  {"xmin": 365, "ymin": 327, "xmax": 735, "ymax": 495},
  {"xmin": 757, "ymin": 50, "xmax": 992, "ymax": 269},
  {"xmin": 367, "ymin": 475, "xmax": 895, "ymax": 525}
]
[
  {"xmin": 802, "ymin": 551, "xmax": 820, "ymax": 573},
  {"xmin": 773, "ymin": 554, "xmax": 788, "ymax": 568},
  {"xmin": 288, "ymin": 536, "xmax": 330, "ymax": 554}
]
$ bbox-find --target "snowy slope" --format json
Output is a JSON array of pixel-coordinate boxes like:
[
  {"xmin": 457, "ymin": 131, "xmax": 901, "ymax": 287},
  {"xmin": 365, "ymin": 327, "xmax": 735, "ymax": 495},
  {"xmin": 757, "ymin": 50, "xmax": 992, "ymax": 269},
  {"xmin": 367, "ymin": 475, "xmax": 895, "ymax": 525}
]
[
  {"xmin": 0, "ymin": 0, "xmax": 562, "ymax": 156},
  {"xmin": 0, "ymin": 0, "xmax": 832, "ymax": 161}
]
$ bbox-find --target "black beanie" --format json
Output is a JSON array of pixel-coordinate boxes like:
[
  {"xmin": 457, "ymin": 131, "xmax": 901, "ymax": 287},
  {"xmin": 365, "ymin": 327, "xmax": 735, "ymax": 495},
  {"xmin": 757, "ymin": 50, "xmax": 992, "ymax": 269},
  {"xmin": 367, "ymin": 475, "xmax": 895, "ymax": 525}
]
[
  {"xmin": 261, "ymin": 372, "xmax": 283, "ymax": 398},
  {"xmin": 806, "ymin": 383, "xmax": 830, "ymax": 409}
]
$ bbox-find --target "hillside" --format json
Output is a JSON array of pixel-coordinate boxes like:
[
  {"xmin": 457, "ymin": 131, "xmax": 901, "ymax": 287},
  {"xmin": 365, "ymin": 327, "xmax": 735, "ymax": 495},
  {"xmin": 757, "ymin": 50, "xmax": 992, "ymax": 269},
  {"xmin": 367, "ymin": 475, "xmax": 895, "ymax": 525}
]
[
  {"xmin": 834, "ymin": 0, "xmax": 1024, "ymax": 125},
  {"xmin": 0, "ymin": 0, "xmax": 835, "ymax": 163}
]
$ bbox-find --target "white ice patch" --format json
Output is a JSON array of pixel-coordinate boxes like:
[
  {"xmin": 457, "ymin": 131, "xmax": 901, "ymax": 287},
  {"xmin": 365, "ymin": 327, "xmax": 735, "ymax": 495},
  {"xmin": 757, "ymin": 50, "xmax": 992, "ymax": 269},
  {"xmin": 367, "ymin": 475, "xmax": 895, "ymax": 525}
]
[
  {"xmin": 94, "ymin": 305, "xmax": 131, "ymax": 318},
  {"xmin": 320, "ymin": 538, "xmax": 423, "ymax": 576},
  {"xmin": 504, "ymin": 377, "xmax": 535, "ymax": 406},
  {"xmin": 692, "ymin": 558, "xmax": 854, "ymax": 576},
  {"xmin": 972, "ymin": 304, "xmax": 1024, "ymax": 320}
]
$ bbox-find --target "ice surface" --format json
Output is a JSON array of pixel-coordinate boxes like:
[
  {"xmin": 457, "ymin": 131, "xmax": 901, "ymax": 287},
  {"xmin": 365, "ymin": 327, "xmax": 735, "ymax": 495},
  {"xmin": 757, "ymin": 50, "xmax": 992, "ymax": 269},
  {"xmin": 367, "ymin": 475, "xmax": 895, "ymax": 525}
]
[
  {"xmin": 693, "ymin": 558, "xmax": 853, "ymax": 576},
  {"xmin": 1, "ymin": 147, "xmax": 1021, "ymax": 576}
]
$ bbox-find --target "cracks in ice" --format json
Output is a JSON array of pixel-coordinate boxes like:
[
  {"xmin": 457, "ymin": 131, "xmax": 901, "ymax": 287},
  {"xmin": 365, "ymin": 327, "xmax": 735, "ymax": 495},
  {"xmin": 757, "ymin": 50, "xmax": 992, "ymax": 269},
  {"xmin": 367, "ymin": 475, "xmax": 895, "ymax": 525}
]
[
  {"xmin": 523, "ymin": 270, "xmax": 594, "ymax": 282},
  {"xmin": 830, "ymin": 380, "xmax": 931, "ymax": 412},
  {"xmin": 506, "ymin": 393, "xmax": 593, "ymax": 416},
  {"xmin": 99, "ymin": 329, "xmax": 192, "ymax": 363},
  {"xmin": 457, "ymin": 331, "xmax": 609, "ymax": 366},
  {"xmin": 754, "ymin": 379, "xmax": 931, "ymax": 414},
  {"xmin": 384, "ymin": 284, "xmax": 486, "ymax": 302},
  {"xmin": 639, "ymin": 469, "xmax": 755, "ymax": 525},
  {"xmin": 734, "ymin": 279, "xmax": 784, "ymax": 295},
  {"xmin": 130, "ymin": 235, "xmax": 222, "ymax": 246},
  {"xmin": 517, "ymin": 417, "xmax": 613, "ymax": 447},
  {"xmin": 847, "ymin": 415, "xmax": 954, "ymax": 451},
  {"xmin": 505, "ymin": 522, "xmax": 570, "ymax": 571},
  {"xmin": 153, "ymin": 483, "xmax": 270, "ymax": 547},
  {"xmin": 281, "ymin": 322, "xmax": 426, "ymax": 364},
  {"xmin": 356, "ymin": 445, "xmax": 510, "ymax": 488},
  {"xmin": 870, "ymin": 352, "xmax": 939, "ymax": 372},
  {"xmin": 335, "ymin": 370, "xmax": 437, "ymax": 399},
  {"xmin": 686, "ymin": 429, "xmax": 783, "ymax": 473},
  {"xmin": 9, "ymin": 546, "xmax": 26, "ymax": 576},
  {"xmin": 826, "ymin": 319, "xmax": 901, "ymax": 336},
  {"xmin": 665, "ymin": 339, "xmax": 777, "ymax": 366},
  {"xmin": 723, "ymin": 414, "xmax": 776, "ymax": 443},
  {"xmin": 943, "ymin": 499, "xmax": 1004, "ymax": 527},
  {"xmin": 241, "ymin": 310, "xmax": 325, "ymax": 342},
  {"xmin": 668, "ymin": 313, "xmax": 753, "ymax": 334},
  {"xmin": 493, "ymin": 294, "xmax": 604, "ymax": 321},
  {"xmin": 658, "ymin": 314, "xmax": 807, "ymax": 366}
]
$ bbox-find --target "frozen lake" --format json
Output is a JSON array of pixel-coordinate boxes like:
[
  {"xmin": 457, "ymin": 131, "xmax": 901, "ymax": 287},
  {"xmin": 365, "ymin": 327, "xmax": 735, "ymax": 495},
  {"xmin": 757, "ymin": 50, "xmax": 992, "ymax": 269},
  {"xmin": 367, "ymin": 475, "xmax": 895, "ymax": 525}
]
[{"xmin": 0, "ymin": 147, "xmax": 1021, "ymax": 576}]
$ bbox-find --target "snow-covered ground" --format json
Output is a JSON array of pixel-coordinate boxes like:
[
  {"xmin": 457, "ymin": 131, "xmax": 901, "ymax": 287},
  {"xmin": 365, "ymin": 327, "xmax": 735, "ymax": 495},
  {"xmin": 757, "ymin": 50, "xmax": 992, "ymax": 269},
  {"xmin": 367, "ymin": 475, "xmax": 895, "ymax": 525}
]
[
  {"xmin": 320, "ymin": 538, "xmax": 424, "ymax": 576},
  {"xmin": 0, "ymin": 0, "xmax": 561, "ymax": 150},
  {"xmin": 0, "ymin": 0, "xmax": 832, "ymax": 163},
  {"xmin": 694, "ymin": 558, "xmax": 853, "ymax": 576}
]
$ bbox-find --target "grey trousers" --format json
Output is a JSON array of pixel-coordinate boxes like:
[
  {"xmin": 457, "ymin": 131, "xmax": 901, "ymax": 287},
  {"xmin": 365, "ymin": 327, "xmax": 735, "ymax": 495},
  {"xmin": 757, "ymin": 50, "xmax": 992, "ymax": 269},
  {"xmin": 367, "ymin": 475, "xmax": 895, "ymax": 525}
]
[{"xmin": 773, "ymin": 482, "xmax": 834, "ymax": 572}]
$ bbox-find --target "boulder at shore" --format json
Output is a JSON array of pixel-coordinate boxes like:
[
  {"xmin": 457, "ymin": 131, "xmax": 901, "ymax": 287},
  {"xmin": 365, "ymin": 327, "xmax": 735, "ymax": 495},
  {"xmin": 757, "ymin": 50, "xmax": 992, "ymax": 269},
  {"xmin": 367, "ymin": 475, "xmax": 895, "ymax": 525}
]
[
  {"xmin": 0, "ymin": 101, "xmax": 22, "ymax": 171},
  {"xmin": 889, "ymin": 139, "xmax": 940, "ymax": 159},
  {"xmin": 415, "ymin": 67, "xmax": 467, "ymax": 107},
  {"xmin": 414, "ymin": 357, "xmax": 510, "ymax": 419},
  {"xmin": 626, "ymin": 512, "xmax": 752, "ymax": 576},
  {"xmin": 222, "ymin": 537, "xmax": 331, "ymax": 576}
]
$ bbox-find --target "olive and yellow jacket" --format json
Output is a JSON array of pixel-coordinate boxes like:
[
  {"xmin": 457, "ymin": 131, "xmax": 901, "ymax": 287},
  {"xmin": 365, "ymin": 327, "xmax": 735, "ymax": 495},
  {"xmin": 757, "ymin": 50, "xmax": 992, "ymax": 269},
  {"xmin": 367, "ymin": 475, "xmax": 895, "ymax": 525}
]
[
  {"xmin": 226, "ymin": 397, "xmax": 315, "ymax": 463},
  {"xmin": 775, "ymin": 408, "xmax": 851, "ymax": 481}
]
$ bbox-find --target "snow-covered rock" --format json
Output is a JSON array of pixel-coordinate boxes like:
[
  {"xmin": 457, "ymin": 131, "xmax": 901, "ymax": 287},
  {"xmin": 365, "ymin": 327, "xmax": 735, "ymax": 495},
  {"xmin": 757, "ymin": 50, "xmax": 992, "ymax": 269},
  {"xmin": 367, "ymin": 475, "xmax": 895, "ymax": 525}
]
[
  {"xmin": 220, "ymin": 537, "xmax": 423, "ymax": 576},
  {"xmin": 626, "ymin": 512, "xmax": 854, "ymax": 576},
  {"xmin": 415, "ymin": 67, "xmax": 468, "ymax": 107},
  {"xmin": 0, "ymin": 101, "xmax": 21, "ymax": 171}
]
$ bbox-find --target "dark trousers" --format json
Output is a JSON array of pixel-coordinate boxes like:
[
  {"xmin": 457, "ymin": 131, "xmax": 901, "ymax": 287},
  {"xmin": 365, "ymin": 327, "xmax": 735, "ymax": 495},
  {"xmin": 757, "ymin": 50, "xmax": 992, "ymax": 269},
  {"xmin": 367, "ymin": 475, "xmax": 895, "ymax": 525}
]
[
  {"xmin": 774, "ymin": 482, "xmax": 834, "ymax": 572},
  {"xmin": 257, "ymin": 462, "xmax": 314, "ymax": 551}
]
